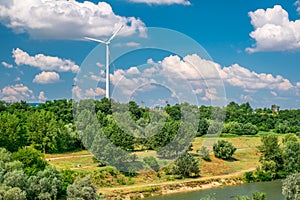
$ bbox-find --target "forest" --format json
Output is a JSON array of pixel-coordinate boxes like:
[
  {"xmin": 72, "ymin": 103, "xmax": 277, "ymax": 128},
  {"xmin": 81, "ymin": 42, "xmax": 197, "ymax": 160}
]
[{"xmin": 0, "ymin": 98, "xmax": 299, "ymax": 199}]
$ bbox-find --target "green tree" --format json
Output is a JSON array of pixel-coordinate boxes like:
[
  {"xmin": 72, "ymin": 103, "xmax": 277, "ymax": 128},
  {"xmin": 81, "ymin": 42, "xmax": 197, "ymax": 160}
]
[
  {"xmin": 282, "ymin": 172, "xmax": 300, "ymax": 200},
  {"xmin": 27, "ymin": 110, "xmax": 59, "ymax": 153},
  {"xmin": 0, "ymin": 112, "xmax": 26, "ymax": 152},
  {"xmin": 172, "ymin": 153, "xmax": 200, "ymax": 178},
  {"xmin": 283, "ymin": 140, "xmax": 300, "ymax": 173},
  {"xmin": 67, "ymin": 176, "xmax": 98, "ymax": 200},
  {"xmin": 28, "ymin": 166, "xmax": 62, "ymax": 200},
  {"xmin": 213, "ymin": 140, "xmax": 236, "ymax": 160},
  {"xmin": 13, "ymin": 147, "xmax": 48, "ymax": 176},
  {"xmin": 2, "ymin": 187, "xmax": 27, "ymax": 200},
  {"xmin": 258, "ymin": 135, "xmax": 284, "ymax": 173}
]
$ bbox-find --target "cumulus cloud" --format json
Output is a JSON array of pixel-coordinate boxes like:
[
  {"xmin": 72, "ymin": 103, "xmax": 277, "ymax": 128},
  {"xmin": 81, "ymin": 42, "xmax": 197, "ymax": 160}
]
[
  {"xmin": 128, "ymin": 0, "xmax": 191, "ymax": 5},
  {"xmin": 13, "ymin": 48, "xmax": 80, "ymax": 73},
  {"xmin": 85, "ymin": 87, "xmax": 105, "ymax": 97},
  {"xmin": 0, "ymin": 0, "xmax": 146, "ymax": 40},
  {"xmin": 72, "ymin": 86, "xmax": 105, "ymax": 99},
  {"xmin": 1, "ymin": 61, "xmax": 13, "ymax": 68},
  {"xmin": 109, "ymin": 54, "xmax": 295, "ymax": 103},
  {"xmin": 221, "ymin": 64, "xmax": 293, "ymax": 91},
  {"xmin": 246, "ymin": 5, "xmax": 300, "ymax": 52},
  {"xmin": 33, "ymin": 71, "xmax": 60, "ymax": 84},
  {"xmin": 1, "ymin": 84, "xmax": 34, "ymax": 101},
  {"xmin": 38, "ymin": 91, "xmax": 47, "ymax": 101}
]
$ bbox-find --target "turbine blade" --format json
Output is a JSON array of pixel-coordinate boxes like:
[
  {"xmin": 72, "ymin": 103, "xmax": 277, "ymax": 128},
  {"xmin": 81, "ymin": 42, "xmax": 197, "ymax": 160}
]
[
  {"xmin": 108, "ymin": 25, "xmax": 124, "ymax": 43},
  {"xmin": 84, "ymin": 37, "xmax": 106, "ymax": 44}
]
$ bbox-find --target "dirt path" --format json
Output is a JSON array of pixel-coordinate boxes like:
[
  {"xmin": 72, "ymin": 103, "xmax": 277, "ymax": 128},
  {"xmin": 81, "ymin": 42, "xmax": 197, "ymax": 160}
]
[
  {"xmin": 98, "ymin": 166, "xmax": 256, "ymax": 197},
  {"xmin": 46, "ymin": 154, "xmax": 93, "ymax": 161}
]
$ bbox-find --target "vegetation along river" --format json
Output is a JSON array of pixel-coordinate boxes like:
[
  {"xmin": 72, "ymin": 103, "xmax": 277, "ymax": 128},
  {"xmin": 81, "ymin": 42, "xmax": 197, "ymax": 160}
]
[{"xmin": 146, "ymin": 180, "xmax": 284, "ymax": 200}]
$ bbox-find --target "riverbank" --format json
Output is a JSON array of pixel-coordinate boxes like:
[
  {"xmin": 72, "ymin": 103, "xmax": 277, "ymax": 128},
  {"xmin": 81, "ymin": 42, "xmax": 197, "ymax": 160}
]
[{"xmin": 99, "ymin": 167, "xmax": 255, "ymax": 200}]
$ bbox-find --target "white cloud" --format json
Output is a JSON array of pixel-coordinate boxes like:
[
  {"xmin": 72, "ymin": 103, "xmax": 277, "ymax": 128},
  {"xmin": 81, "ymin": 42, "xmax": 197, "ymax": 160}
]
[
  {"xmin": 109, "ymin": 54, "xmax": 295, "ymax": 103},
  {"xmin": 246, "ymin": 5, "xmax": 300, "ymax": 52},
  {"xmin": 114, "ymin": 42, "xmax": 141, "ymax": 47},
  {"xmin": 128, "ymin": 0, "xmax": 191, "ymax": 5},
  {"xmin": 38, "ymin": 91, "xmax": 46, "ymax": 101},
  {"xmin": 295, "ymin": 1, "xmax": 300, "ymax": 13},
  {"xmin": 221, "ymin": 64, "xmax": 293, "ymax": 91},
  {"xmin": 85, "ymin": 87, "xmax": 105, "ymax": 97},
  {"xmin": 72, "ymin": 86, "xmax": 105, "ymax": 99},
  {"xmin": 1, "ymin": 61, "xmax": 13, "ymax": 68},
  {"xmin": 14, "ymin": 77, "xmax": 21, "ymax": 81},
  {"xmin": 33, "ymin": 71, "xmax": 60, "ymax": 84},
  {"xmin": 296, "ymin": 82, "xmax": 300, "ymax": 87},
  {"xmin": 13, "ymin": 48, "xmax": 80, "ymax": 73},
  {"xmin": 1, "ymin": 84, "xmax": 34, "ymax": 101},
  {"xmin": 0, "ymin": 0, "xmax": 146, "ymax": 40}
]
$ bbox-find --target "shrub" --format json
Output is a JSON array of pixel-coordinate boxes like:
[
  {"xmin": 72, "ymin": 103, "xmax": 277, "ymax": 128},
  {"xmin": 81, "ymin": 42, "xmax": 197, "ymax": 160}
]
[
  {"xmin": 197, "ymin": 146, "xmax": 211, "ymax": 161},
  {"xmin": 172, "ymin": 153, "xmax": 200, "ymax": 178},
  {"xmin": 213, "ymin": 140, "xmax": 236, "ymax": 160},
  {"xmin": 282, "ymin": 172, "xmax": 300, "ymax": 200}
]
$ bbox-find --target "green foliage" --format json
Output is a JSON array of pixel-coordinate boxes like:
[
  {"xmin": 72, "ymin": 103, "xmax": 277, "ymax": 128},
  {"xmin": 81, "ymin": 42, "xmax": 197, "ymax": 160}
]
[
  {"xmin": 60, "ymin": 169, "xmax": 78, "ymax": 194},
  {"xmin": 0, "ymin": 187, "xmax": 27, "ymax": 200},
  {"xmin": 197, "ymin": 118, "xmax": 209, "ymax": 136},
  {"xmin": 213, "ymin": 140, "xmax": 236, "ymax": 160},
  {"xmin": 235, "ymin": 192, "xmax": 266, "ymax": 200},
  {"xmin": 0, "ymin": 112, "xmax": 26, "ymax": 152},
  {"xmin": 28, "ymin": 166, "xmax": 63, "ymax": 200},
  {"xmin": 282, "ymin": 172, "xmax": 300, "ymax": 200},
  {"xmin": 13, "ymin": 147, "xmax": 48, "ymax": 176},
  {"xmin": 197, "ymin": 146, "xmax": 211, "ymax": 161},
  {"xmin": 258, "ymin": 135, "xmax": 284, "ymax": 174},
  {"xmin": 172, "ymin": 153, "xmax": 200, "ymax": 178},
  {"xmin": 67, "ymin": 176, "xmax": 98, "ymax": 200},
  {"xmin": 143, "ymin": 156, "xmax": 160, "ymax": 171},
  {"xmin": 283, "ymin": 140, "xmax": 300, "ymax": 173}
]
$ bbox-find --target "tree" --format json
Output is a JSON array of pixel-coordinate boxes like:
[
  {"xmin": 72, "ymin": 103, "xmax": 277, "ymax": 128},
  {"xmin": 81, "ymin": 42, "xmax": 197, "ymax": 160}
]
[
  {"xmin": 13, "ymin": 147, "xmax": 48, "ymax": 176},
  {"xmin": 172, "ymin": 153, "xmax": 200, "ymax": 178},
  {"xmin": 213, "ymin": 140, "xmax": 236, "ymax": 160},
  {"xmin": 258, "ymin": 135, "xmax": 284, "ymax": 173},
  {"xmin": 67, "ymin": 176, "xmax": 98, "ymax": 200},
  {"xmin": 0, "ymin": 112, "xmax": 26, "ymax": 152},
  {"xmin": 2, "ymin": 187, "xmax": 27, "ymax": 200},
  {"xmin": 283, "ymin": 140, "xmax": 300, "ymax": 173},
  {"xmin": 27, "ymin": 110, "xmax": 59, "ymax": 153},
  {"xmin": 28, "ymin": 166, "xmax": 63, "ymax": 200},
  {"xmin": 197, "ymin": 118, "xmax": 209, "ymax": 136},
  {"xmin": 143, "ymin": 156, "xmax": 160, "ymax": 171},
  {"xmin": 282, "ymin": 172, "xmax": 300, "ymax": 200}
]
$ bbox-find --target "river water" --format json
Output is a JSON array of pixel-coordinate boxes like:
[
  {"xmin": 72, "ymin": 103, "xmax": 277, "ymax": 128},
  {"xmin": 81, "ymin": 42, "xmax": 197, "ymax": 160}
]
[{"xmin": 146, "ymin": 180, "xmax": 284, "ymax": 200}]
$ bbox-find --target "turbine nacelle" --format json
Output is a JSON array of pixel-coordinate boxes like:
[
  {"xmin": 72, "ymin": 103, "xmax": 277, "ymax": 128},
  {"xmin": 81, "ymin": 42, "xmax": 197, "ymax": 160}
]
[{"xmin": 84, "ymin": 25, "xmax": 124, "ymax": 99}]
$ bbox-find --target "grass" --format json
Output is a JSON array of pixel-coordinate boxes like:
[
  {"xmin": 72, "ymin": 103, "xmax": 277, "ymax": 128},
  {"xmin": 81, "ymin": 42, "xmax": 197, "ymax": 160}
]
[{"xmin": 46, "ymin": 135, "xmax": 275, "ymax": 189}]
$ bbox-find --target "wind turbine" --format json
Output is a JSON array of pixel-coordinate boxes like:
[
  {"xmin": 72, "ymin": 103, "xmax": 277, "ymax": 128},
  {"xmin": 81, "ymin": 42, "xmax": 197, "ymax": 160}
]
[{"xmin": 84, "ymin": 25, "xmax": 124, "ymax": 99}]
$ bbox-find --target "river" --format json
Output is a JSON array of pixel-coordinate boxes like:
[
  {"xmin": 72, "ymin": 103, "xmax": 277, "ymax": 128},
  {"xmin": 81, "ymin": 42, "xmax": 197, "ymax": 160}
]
[{"xmin": 146, "ymin": 180, "xmax": 284, "ymax": 200}]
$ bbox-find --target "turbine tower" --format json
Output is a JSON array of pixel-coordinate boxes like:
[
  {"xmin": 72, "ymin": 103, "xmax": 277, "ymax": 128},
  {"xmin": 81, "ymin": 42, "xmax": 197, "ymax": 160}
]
[{"xmin": 84, "ymin": 25, "xmax": 124, "ymax": 99}]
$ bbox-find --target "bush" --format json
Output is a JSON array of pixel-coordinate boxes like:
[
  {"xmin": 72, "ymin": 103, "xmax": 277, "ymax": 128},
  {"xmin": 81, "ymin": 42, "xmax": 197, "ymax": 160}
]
[
  {"xmin": 197, "ymin": 146, "xmax": 211, "ymax": 161},
  {"xmin": 282, "ymin": 172, "xmax": 300, "ymax": 200},
  {"xmin": 213, "ymin": 140, "xmax": 236, "ymax": 160},
  {"xmin": 172, "ymin": 153, "xmax": 200, "ymax": 178},
  {"xmin": 67, "ymin": 176, "xmax": 98, "ymax": 200}
]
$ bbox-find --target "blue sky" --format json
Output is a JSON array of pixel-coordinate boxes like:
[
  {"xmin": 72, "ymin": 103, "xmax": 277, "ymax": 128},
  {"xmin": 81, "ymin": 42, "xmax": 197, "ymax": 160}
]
[{"xmin": 0, "ymin": 0, "xmax": 300, "ymax": 109}]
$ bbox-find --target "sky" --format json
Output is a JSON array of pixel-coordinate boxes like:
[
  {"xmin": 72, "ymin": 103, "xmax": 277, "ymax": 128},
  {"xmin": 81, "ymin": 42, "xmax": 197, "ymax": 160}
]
[{"xmin": 0, "ymin": 0, "xmax": 300, "ymax": 109}]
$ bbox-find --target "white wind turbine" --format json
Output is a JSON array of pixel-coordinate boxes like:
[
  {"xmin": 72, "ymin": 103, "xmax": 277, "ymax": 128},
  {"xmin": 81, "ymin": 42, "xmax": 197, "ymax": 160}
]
[{"xmin": 84, "ymin": 25, "xmax": 124, "ymax": 99}]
